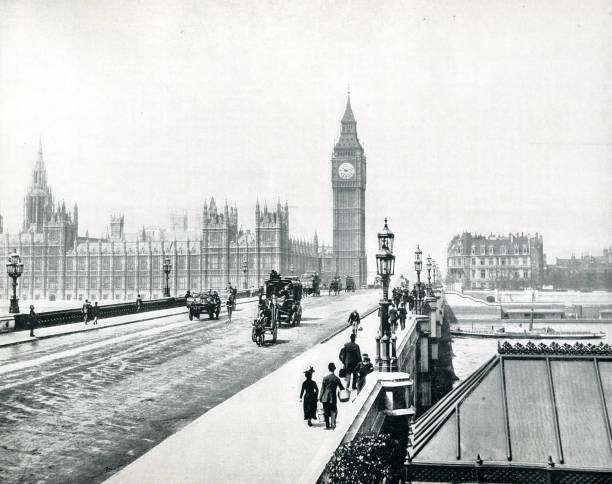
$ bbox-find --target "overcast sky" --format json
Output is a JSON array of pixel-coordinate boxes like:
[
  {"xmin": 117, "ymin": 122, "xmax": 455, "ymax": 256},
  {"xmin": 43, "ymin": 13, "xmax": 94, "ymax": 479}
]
[{"xmin": 0, "ymin": 0, "xmax": 610, "ymax": 280}]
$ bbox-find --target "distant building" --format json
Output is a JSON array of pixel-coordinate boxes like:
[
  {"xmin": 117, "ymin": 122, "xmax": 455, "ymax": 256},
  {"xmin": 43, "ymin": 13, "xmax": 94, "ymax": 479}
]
[
  {"xmin": 544, "ymin": 248, "xmax": 612, "ymax": 290},
  {"xmin": 446, "ymin": 232, "xmax": 544, "ymax": 290},
  {"xmin": 0, "ymin": 143, "xmax": 324, "ymax": 302}
]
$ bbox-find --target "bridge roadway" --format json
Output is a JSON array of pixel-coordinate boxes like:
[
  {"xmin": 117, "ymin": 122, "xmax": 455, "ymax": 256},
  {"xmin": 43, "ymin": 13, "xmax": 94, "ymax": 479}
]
[{"xmin": 0, "ymin": 290, "xmax": 377, "ymax": 484}]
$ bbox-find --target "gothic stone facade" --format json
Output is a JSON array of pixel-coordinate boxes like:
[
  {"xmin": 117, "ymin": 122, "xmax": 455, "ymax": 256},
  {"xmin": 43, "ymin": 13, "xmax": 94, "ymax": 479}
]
[
  {"xmin": 1, "ymin": 94, "xmax": 369, "ymax": 302},
  {"xmin": 0, "ymin": 145, "xmax": 320, "ymax": 303},
  {"xmin": 446, "ymin": 232, "xmax": 544, "ymax": 290}
]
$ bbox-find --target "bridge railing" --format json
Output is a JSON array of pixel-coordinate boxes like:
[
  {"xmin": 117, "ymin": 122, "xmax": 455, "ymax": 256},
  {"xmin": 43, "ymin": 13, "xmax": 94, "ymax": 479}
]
[{"xmin": 13, "ymin": 297, "xmax": 188, "ymax": 331}]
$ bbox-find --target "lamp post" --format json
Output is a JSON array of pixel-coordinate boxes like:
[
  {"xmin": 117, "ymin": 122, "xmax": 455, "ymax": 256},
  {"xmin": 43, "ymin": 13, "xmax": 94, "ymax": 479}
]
[
  {"xmin": 162, "ymin": 256, "xmax": 172, "ymax": 297},
  {"xmin": 242, "ymin": 257, "xmax": 248, "ymax": 290},
  {"xmin": 426, "ymin": 254, "xmax": 432, "ymax": 296},
  {"xmin": 6, "ymin": 250, "xmax": 24, "ymax": 313},
  {"xmin": 375, "ymin": 218, "xmax": 396, "ymax": 372},
  {"xmin": 414, "ymin": 246, "xmax": 422, "ymax": 314},
  {"xmin": 432, "ymin": 259, "xmax": 437, "ymax": 286}
]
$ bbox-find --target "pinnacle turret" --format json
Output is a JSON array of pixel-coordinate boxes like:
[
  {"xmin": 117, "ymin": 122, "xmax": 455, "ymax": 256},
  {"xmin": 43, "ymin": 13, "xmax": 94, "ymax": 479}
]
[{"xmin": 341, "ymin": 94, "xmax": 356, "ymax": 124}]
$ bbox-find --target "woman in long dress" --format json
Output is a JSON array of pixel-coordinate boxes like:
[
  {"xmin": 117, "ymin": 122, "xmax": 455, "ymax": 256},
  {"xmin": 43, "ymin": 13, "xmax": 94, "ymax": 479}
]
[{"xmin": 299, "ymin": 367, "xmax": 318, "ymax": 426}]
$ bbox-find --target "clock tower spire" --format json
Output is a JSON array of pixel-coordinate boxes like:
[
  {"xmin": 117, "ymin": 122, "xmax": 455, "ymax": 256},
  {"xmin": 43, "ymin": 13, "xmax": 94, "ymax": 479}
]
[{"xmin": 331, "ymin": 93, "xmax": 367, "ymax": 287}]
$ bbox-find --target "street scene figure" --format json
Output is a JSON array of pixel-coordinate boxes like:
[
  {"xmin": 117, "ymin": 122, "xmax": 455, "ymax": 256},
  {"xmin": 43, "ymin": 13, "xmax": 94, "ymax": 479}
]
[
  {"xmin": 355, "ymin": 354, "xmax": 374, "ymax": 392},
  {"xmin": 399, "ymin": 301, "xmax": 407, "ymax": 331},
  {"xmin": 299, "ymin": 366, "xmax": 318, "ymax": 427},
  {"xmin": 226, "ymin": 296, "xmax": 233, "ymax": 322},
  {"xmin": 348, "ymin": 309, "xmax": 361, "ymax": 336},
  {"xmin": 339, "ymin": 333, "xmax": 362, "ymax": 392},
  {"xmin": 82, "ymin": 299, "xmax": 91, "ymax": 325},
  {"xmin": 319, "ymin": 362, "xmax": 344, "ymax": 430},
  {"xmin": 389, "ymin": 303, "xmax": 398, "ymax": 333},
  {"xmin": 28, "ymin": 305, "xmax": 37, "ymax": 337},
  {"xmin": 136, "ymin": 294, "xmax": 143, "ymax": 312},
  {"xmin": 92, "ymin": 301, "xmax": 99, "ymax": 325}
]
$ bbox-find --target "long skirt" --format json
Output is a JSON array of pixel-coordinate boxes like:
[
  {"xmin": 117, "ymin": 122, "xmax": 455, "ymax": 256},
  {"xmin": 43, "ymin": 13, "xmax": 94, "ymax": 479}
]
[{"xmin": 303, "ymin": 395, "xmax": 317, "ymax": 420}]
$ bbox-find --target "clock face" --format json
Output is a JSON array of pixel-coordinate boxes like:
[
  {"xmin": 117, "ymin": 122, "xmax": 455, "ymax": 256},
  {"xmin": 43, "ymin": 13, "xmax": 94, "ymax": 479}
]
[{"xmin": 338, "ymin": 162, "xmax": 355, "ymax": 179}]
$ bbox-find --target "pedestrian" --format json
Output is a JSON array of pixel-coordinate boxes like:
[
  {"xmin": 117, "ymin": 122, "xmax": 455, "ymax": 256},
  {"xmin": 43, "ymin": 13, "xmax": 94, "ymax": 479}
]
[
  {"xmin": 339, "ymin": 333, "xmax": 362, "ymax": 392},
  {"xmin": 355, "ymin": 354, "xmax": 374, "ymax": 392},
  {"xmin": 136, "ymin": 294, "xmax": 143, "ymax": 312},
  {"xmin": 82, "ymin": 299, "xmax": 90, "ymax": 325},
  {"xmin": 347, "ymin": 309, "xmax": 360, "ymax": 336},
  {"xmin": 226, "ymin": 296, "xmax": 233, "ymax": 323},
  {"xmin": 319, "ymin": 362, "xmax": 344, "ymax": 430},
  {"xmin": 399, "ymin": 301, "xmax": 407, "ymax": 331},
  {"xmin": 299, "ymin": 366, "xmax": 319, "ymax": 427},
  {"xmin": 389, "ymin": 303, "xmax": 398, "ymax": 333},
  {"xmin": 92, "ymin": 301, "xmax": 99, "ymax": 325},
  {"xmin": 28, "ymin": 305, "xmax": 37, "ymax": 337}
]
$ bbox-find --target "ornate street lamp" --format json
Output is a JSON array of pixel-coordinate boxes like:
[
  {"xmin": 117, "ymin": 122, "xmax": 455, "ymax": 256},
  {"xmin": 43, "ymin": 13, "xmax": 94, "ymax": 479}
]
[
  {"xmin": 162, "ymin": 256, "xmax": 172, "ymax": 297},
  {"xmin": 426, "ymin": 254, "xmax": 433, "ymax": 295},
  {"xmin": 6, "ymin": 250, "xmax": 24, "ymax": 313},
  {"xmin": 242, "ymin": 257, "xmax": 248, "ymax": 290},
  {"xmin": 432, "ymin": 260, "xmax": 438, "ymax": 286},
  {"xmin": 375, "ymin": 218, "xmax": 397, "ymax": 372},
  {"xmin": 414, "ymin": 245, "xmax": 423, "ymax": 313}
]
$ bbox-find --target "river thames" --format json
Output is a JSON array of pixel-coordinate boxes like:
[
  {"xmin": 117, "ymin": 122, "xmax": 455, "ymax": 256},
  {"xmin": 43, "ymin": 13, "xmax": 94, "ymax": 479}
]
[{"xmin": 451, "ymin": 320, "xmax": 611, "ymax": 380}]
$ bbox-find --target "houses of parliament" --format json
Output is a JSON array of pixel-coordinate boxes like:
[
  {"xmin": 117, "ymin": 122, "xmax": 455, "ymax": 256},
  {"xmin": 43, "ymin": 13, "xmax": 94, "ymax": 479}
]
[{"xmin": 0, "ymin": 95, "xmax": 367, "ymax": 303}]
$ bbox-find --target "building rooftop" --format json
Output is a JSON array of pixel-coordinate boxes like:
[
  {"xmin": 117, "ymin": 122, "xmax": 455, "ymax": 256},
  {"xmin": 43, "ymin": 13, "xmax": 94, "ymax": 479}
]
[{"xmin": 407, "ymin": 341, "xmax": 612, "ymax": 482}]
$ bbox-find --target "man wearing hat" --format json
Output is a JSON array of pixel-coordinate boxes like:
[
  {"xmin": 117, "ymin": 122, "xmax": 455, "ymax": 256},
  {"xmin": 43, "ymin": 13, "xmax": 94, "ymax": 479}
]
[
  {"xmin": 28, "ymin": 305, "xmax": 38, "ymax": 337},
  {"xmin": 356, "ymin": 354, "xmax": 374, "ymax": 392},
  {"xmin": 339, "ymin": 333, "xmax": 362, "ymax": 392},
  {"xmin": 319, "ymin": 362, "xmax": 344, "ymax": 429},
  {"xmin": 299, "ymin": 366, "xmax": 318, "ymax": 427}
]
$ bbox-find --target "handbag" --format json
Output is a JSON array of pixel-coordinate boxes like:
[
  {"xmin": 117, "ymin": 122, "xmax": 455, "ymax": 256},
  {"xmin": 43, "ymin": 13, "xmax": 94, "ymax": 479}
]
[
  {"xmin": 339, "ymin": 368, "xmax": 347, "ymax": 378},
  {"xmin": 339, "ymin": 389, "xmax": 350, "ymax": 402}
]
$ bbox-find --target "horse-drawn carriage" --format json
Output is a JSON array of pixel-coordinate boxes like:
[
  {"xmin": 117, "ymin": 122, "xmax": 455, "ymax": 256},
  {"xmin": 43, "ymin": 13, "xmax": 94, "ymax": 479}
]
[
  {"xmin": 187, "ymin": 291, "xmax": 222, "ymax": 320},
  {"xmin": 251, "ymin": 271, "xmax": 303, "ymax": 346},
  {"xmin": 345, "ymin": 276, "xmax": 356, "ymax": 292},
  {"xmin": 329, "ymin": 276, "xmax": 342, "ymax": 295},
  {"xmin": 300, "ymin": 271, "xmax": 320, "ymax": 297}
]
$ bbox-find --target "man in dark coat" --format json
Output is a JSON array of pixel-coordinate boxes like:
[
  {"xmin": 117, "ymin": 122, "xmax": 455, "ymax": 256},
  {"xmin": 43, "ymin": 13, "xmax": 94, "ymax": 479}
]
[
  {"xmin": 91, "ymin": 301, "xmax": 99, "ymax": 325},
  {"xmin": 28, "ymin": 305, "xmax": 38, "ymax": 337},
  {"xmin": 319, "ymin": 362, "xmax": 344, "ymax": 429},
  {"xmin": 355, "ymin": 354, "xmax": 374, "ymax": 392},
  {"xmin": 82, "ymin": 299, "xmax": 90, "ymax": 325},
  {"xmin": 339, "ymin": 333, "xmax": 362, "ymax": 391},
  {"xmin": 348, "ymin": 309, "xmax": 361, "ymax": 335},
  {"xmin": 399, "ymin": 301, "xmax": 407, "ymax": 330},
  {"xmin": 389, "ymin": 303, "xmax": 399, "ymax": 333}
]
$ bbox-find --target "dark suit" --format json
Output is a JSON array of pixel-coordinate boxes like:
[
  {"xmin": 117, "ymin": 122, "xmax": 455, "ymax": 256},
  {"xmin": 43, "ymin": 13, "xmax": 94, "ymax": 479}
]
[
  {"xmin": 340, "ymin": 341, "xmax": 362, "ymax": 389},
  {"xmin": 319, "ymin": 373, "xmax": 344, "ymax": 428}
]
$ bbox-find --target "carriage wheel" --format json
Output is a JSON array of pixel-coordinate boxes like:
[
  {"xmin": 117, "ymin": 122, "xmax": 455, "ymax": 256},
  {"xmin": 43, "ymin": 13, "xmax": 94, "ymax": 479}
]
[{"xmin": 252, "ymin": 326, "xmax": 257, "ymax": 342}]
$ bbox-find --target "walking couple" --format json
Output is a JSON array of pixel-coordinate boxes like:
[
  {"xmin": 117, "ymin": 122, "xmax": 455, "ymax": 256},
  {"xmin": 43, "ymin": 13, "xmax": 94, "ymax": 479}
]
[{"xmin": 299, "ymin": 363, "xmax": 343, "ymax": 430}]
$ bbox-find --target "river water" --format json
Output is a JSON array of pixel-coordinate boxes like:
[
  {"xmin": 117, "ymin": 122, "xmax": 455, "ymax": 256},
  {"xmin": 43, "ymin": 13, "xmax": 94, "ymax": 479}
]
[{"xmin": 451, "ymin": 320, "xmax": 611, "ymax": 380}]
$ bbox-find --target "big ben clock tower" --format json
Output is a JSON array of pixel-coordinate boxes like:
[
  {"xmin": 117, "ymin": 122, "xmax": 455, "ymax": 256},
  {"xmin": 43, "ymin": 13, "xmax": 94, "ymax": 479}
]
[{"xmin": 332, "ymin": 94, "xmax": 367, "ymax": 286}]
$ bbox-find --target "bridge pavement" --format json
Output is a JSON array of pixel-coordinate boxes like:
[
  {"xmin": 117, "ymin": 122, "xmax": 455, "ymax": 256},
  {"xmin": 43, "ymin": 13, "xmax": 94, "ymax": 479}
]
[
  {"xmin": 106, "ymin": 295, "xmax": 413, "ymax": 484},
  {"xmin": 0, "ymin": 290, "xmax": 379, "ymax": 484}
]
